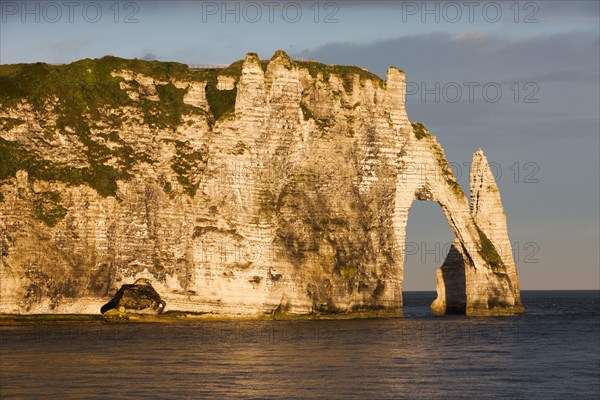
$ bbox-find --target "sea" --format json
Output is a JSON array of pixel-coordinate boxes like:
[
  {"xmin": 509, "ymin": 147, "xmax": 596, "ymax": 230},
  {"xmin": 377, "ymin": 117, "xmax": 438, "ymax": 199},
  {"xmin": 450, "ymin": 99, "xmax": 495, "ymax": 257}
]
[{"xmin": 1, "ymin": 291, "xmax": 599, "ymax": 399}]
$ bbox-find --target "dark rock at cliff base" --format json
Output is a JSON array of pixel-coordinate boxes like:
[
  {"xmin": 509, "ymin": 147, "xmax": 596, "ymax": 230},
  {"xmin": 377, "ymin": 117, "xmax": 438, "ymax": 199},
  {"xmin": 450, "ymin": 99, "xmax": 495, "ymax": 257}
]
[{"xmin": 101, "ymin": 278, "xmax": 166, "ymax": 319}]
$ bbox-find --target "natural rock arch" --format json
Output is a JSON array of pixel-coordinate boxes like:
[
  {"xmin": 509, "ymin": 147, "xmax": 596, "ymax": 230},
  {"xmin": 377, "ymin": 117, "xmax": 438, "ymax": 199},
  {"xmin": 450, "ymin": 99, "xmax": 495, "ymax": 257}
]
[{"xmin": 393, "ymin": 135, "xmax": 523, "ymax": 315}]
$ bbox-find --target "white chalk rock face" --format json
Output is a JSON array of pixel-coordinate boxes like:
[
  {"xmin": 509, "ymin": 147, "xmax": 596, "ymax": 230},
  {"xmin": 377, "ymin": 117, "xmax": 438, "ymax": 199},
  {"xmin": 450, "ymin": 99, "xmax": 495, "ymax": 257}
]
[
  {"xmin": 0, "ymin": 50, "xmax": 522, "ymax": 317},
  {"xmin": 431, "ymin": 149, "xmax": 523, "ymax": 315}
]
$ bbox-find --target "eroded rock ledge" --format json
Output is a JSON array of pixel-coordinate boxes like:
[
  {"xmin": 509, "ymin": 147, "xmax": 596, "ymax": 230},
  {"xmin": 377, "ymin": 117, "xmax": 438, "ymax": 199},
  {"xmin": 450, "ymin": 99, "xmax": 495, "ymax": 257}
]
[{"xmin": 0, "ymin": 50, "xmax": 523, "ymax": 317}]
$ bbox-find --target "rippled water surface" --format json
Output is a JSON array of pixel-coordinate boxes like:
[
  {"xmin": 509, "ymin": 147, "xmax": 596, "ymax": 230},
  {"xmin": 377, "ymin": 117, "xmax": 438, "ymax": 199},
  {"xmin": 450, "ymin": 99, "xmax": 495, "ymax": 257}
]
[{"xmin": 1, "ymin": 291, "xmax": 599, "ymax": 399}]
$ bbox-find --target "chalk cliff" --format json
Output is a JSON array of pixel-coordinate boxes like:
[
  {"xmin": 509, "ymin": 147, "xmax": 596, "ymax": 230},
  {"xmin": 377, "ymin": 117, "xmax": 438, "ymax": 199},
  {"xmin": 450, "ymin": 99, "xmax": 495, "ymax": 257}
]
[{"xmin": 0, "ymin": 50, "xmax": 523, "ymax": 317}]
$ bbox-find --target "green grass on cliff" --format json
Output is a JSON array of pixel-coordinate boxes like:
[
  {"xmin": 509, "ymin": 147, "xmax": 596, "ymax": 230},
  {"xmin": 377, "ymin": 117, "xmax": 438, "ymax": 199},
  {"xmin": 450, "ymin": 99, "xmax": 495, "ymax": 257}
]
[
  {"xmin": 167, "ymin": 140, "xmax": 209, "ymax": 196},
  {"xmin": 295, "ymin": 61, "xmax": 385, "ymax": 92},
  {"xmin": 33, "ymin": 191, "xmax": 68, "ymax": 227},
  {"xmin": 0, "ymin": 56, "xmax": 389, "ymax": 198},
  {"xmin": 476, "ymin": 226, "xmax": 505, "ymax": 271},
  {"xmin": 0, "ymin": 137, "xmax": 122, "ymax": 197},
  {"xmin": 0, "ymin": 57, "xmax": 227, "ymax": 197},
  {"xmin": 201, "ymin": 59, "xmax": 243, "ymax": 121},
  {"xmin": 428, "ymin": 139, "xmax": 465, "ymax": 197},
  {"xmin": 411, "ymin": 122, "xmax": 432, "ymax": 140},
  {"xmin": 0, "ymin": 56, "xmax": 385, "ymax": 126},
  {"xmin": 0, "ymin": 56, "xmax": 242, "ymax": 128}
]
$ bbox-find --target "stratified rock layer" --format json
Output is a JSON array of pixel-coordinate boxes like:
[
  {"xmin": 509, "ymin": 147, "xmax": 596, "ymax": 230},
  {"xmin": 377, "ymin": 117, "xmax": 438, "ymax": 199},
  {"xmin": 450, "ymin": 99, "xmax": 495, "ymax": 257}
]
[{"xmin": 0, "ymin": 51, "xmax": 523, "ymax": 317}]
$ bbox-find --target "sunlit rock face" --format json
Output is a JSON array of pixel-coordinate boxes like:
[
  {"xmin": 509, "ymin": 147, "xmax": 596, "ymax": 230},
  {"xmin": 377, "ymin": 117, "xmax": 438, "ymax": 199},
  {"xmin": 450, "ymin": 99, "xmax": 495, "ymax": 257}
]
[
  {"xmin": 431, "ymin": 150, "xmax": 524, "ymax": 316},
  {"xmin": 0, "ymin": 50, "xmax": 523, "ymax": 317}
]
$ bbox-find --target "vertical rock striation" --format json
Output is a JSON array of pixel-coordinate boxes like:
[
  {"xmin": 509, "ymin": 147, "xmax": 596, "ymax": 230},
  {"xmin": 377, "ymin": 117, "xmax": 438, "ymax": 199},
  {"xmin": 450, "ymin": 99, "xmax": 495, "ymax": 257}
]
[{"xmin": 0, "ymin": 51, "xmax": 523, "ymax": 317}]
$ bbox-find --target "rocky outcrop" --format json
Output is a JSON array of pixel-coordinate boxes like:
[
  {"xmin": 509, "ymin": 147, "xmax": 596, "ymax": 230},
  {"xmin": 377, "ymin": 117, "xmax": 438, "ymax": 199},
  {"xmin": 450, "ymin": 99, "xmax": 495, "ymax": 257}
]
[
  {"xmin": 0, "ymin": 51, "xmax": 523, "ymax": 317},
  {"xmin": 101, "ymin": 278, "xmax": 166, "ymax": 320},
  {"xmin": 431, "ymin": 150, "xmax": 524, "ymax": 315}
]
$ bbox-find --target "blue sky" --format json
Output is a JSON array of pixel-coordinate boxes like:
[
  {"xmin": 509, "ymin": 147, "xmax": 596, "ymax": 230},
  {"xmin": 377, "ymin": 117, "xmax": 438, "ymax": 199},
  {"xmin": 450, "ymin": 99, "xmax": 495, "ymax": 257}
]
[{"xmin": 1, "ymin": 1, "xmax": 599, "ymax": 290}]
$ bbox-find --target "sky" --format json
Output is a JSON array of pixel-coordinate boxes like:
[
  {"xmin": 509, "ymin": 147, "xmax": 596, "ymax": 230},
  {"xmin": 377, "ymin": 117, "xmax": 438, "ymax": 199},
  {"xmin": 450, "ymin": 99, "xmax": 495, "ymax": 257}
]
[{"xmin": 1, "ymin": 0, "xmax": 599, "ymax": 290}]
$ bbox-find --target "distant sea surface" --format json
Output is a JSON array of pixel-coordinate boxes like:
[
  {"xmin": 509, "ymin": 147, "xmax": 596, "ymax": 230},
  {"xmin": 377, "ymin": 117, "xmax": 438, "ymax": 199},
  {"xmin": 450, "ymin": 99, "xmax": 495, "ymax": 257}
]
[{"xmin": 1, "ymin": 291, "xmax": 599, "ymax": 399}]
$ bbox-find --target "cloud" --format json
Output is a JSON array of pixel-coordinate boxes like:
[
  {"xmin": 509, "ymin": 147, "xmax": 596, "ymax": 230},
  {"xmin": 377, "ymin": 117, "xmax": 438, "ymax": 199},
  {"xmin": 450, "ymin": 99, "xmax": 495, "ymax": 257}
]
[
  {"xmin": 294, "ymin": 31, "xmax": 599, "ymax": 85},
  {"xmin": 499, "ymin": 70, "xmax": 600, "ymax": 85},
  {"xmin": 535, "ymin": 1, "xmax": 600, "ymax": 21},
  {"xmin": 451, "ymin": 32, "xmax": 493, "ymax": 42}
]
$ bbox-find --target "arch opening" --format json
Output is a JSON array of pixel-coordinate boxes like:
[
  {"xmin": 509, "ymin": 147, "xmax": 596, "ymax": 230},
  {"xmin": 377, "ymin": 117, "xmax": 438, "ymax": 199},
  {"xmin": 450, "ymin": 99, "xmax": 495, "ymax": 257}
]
[{"xmin": 403, "ymin": 200, "xmax": 463, "ymax": 316}]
